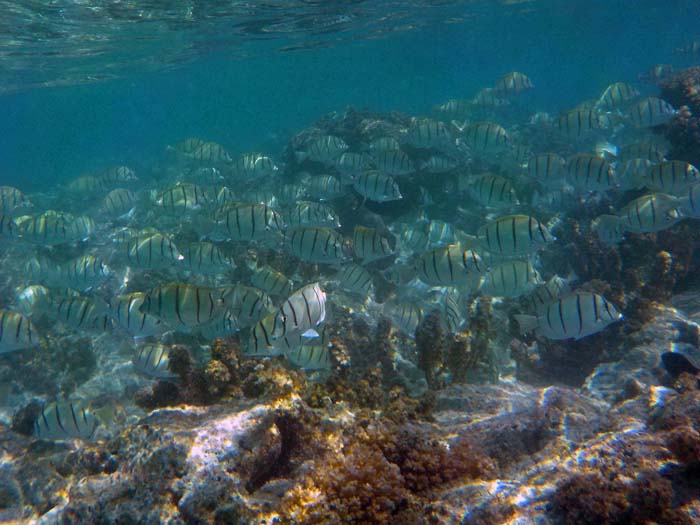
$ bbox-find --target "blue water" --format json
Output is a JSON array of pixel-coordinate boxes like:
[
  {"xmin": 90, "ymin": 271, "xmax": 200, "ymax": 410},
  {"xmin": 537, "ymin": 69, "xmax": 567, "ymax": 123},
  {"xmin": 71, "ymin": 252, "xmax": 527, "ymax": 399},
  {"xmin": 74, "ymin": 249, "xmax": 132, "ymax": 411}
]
[{"xmin": 0, "ymin": 0, "xmax": 698, "ymax": 189}]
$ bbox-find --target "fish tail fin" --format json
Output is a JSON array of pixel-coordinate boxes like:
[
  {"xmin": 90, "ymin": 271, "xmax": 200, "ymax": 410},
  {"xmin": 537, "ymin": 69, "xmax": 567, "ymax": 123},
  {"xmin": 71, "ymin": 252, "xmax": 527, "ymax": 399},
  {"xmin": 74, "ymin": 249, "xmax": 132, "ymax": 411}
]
[{"xmin": 514, "ymin": 314, "xmax": 538, "ymax": 335}]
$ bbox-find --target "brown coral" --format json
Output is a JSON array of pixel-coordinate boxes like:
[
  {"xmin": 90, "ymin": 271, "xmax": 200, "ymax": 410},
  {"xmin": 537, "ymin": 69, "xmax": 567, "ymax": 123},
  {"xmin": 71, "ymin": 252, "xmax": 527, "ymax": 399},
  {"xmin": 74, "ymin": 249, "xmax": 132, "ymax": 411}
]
[{"xmin": 550, "ymin": 470, "xmax": 692, "ymax": 525}]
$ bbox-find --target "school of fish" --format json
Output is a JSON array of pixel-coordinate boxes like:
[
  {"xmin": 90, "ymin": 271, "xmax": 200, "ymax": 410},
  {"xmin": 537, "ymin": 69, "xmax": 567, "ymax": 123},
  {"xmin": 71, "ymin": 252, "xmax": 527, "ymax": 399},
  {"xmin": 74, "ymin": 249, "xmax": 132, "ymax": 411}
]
[{"xmin": 4, "ymin": 67, "xmax": 697, "ymax": 441}]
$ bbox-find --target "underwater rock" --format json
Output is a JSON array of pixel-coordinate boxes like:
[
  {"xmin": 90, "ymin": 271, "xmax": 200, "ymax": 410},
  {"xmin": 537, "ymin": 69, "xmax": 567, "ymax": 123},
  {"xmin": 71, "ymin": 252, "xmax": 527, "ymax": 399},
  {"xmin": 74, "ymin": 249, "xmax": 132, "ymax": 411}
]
[
  {"xmin": 0, "ymin": 379, "xmax": 695, "ymax": 524},
  {"xmin": 582, "ymin": 301, "xmax": 698, "ymax": 404}
]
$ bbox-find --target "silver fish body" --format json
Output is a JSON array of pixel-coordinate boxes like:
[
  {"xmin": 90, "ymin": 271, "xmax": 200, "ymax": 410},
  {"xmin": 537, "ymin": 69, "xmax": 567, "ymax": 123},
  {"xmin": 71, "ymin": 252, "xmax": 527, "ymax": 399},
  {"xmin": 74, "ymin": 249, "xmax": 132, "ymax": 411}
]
[
  {"xmin": 34, "ymin": 401, "xmax": 99, "ymax": 441},
  {"xmin": 353, "ymin": 225, "xmax": 394, "ymax": 264},
  {"xmin": 0, "ymin": 309, "xmax": 42, "ymax": 353},
  {"xmin": 284, "ymin": 201, "xmax": 340, "ymax": 229},
  {"xmin": 132, "ymin": 343, "xmax": 179, "ymax": 379},
  {"xmin": 479, "ymin": 260, "xmax": 542, "ymax": 298},
  {"xmin": 466, "ymin": 173, "xmax": 520, "ymax": 208},
  {"xmin": 109, "ymin": 292, "xmax": 166, "ymax": 338},
  {"xmin": 415, "ymin": 244, "xmax": 484, "ymax": 287},
  {"xmin": 353, "ymin": 170, "xmax": 402, "ymax": 202},
  {"xmin": 476, "ymin": 214, "xmax": 554, "ymax": 256},
  {"xmin": 288, "ymin": 227, "xmax": 349, "ymax": 263},
  {"xmin": 619, "ymin": 193, "xmax": 683, "ymax": 233},
  {"xmin": 335, "ymin": 263, "xmax": 373, "ymax": 295},
  {"xmin": 627, "ymin": 97, "xmax": 677, "ymax": 127},
  {"xmin": 140, "ymin": 282, "xmax": 227, "ymax": 329},
  {"xmin": 516, "ymin": 292, "xmax": 622, "ymax": 340}
]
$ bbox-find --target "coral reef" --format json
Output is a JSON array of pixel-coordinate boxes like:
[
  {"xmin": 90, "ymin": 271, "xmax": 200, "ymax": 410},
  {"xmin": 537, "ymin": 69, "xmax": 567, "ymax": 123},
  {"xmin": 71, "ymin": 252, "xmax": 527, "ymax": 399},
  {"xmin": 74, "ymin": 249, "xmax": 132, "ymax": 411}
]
[
  {"xmin": 1, "ymin": 377, "xmax": 700, "ymax": 524},
  {"xmin": 550, "ymin": 470, "xmax": 691, "ymax": 525},
  {"xmin": 660, "ymin": 67, "xmax": 700, "ymax": 166}
]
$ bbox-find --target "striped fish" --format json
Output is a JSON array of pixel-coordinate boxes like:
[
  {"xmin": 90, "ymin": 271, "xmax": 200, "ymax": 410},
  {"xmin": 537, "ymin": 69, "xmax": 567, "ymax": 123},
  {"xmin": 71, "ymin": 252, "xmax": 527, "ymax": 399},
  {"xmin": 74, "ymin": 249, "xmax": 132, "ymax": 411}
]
[
  {"xmin": 405, "ymin": 118, "xmax": 453, "ymax": 149},
  {"xmin": 23, "ymin": 255, "xmax": 55, "ymax": 282},
  {"xmin": 493, "ymin": 71, "xmax": 534, "ymax": 96},
  {"xmin": 463, "ymin": 122, "xmax": 509, "ymax": 152},
  {"xmin": 15, "ymin": 211, "xmax": 95, "ymax": 245},
  {"xmin": 34, "ymin": 401, "xmax": 99, "ymax": 441},
  {"xmin": 248, "ymin": 283, "xmax": 326, "ymax": 355},
  {"xmin": 333, "ymin": 152, "xmax": 371, "ymax": 175},
  {"xmin": 415, "ymin": 244, "xmax": 484, "ymax": 287},
  {"xmin": 442, "ymin": 290, "xmax": 465, "ymax": 333},
  {"xmin": 103, "ymin": 188, "xmax": 137, "ymax": 217},
  {"xmin": 305, "ymin": 174, "xmax": 344, "ymax": 200},
  {"xmin": 0, "ymin": 186, "xmax": 30, "ymax": 215},
  {"xmin": 231, "ymin": 152, "xmax": 278, "ymax": 179},
  {"xmin": 124, "ymin": 232, "xmax": 185, "ymax": 269},
  {"xmin": 353, "ymin": 170, "xmax": 402, "ymax": 202},
  {"xmin": 60, "ymin": 254, "xmax": 112, "ymax": 290},
  {"xmin": 182, "ymin": 242, "xmax": 234, "ymax": 276},
  {"xmin": 215, "ymin": 203, "xmax": 284, "ymax": 242},
  {"xmin": 169, "ymin": 137, "xmax": 205, "ymax": 155},
  {"xmin": 157, "ymin": 183, "xmax": 215, "ymax": 214},
  {"xmin": 14, "ymin": 285, "xmax": 51, "ymax": 316},
  {"xmin": 421, "ymin": 155, "xmax": 458, "ymax": 174},
  {"xmin": 617, "ymin": 159, "xmax": 653, "ymax": 190},
  {"xmin": 372, "ymin": 149, "xmax": 414, "ymax": 176},
  {"xmin": 627, "ymin": 97, "xmax": 677, "ymax": 127},
  {"xmin": 619, "ymin": 193, "xmax": 683, "ymax": 233},
  {"xmin": 284, "ymin": 201, "xmax": 340, "ymax": 229},
  {"xmin": 195, "ymin": 309, "xmax": 239, "ymax": 340},
  {"xmin": 478, "ymin": 260, "xmax": 542, "ymax": 298},
  {"xmin": 185, "ymin": 141, "xmax": 232, "ymax": 162},
  {"xmin": 132, "ymin": 344, "xmax": 179, "ymax": 379},
  {"xmin": 251, "ymin": 266, "xmax": 293, "ymax": 297},
  {"xmin": 222, "ymin": 284, "xmax": 275, "ymax": 328},
  {"xmin": 100, "ymin": 166, "xmax": 137, "ymax": 183},
  {"xmin": 398, "ymin": 223, "xmax": 430, "ymax": 252},
  {"xmin": 466, "ymin": 173, "xmax": 520, "ymax": 208},
  {"xmin": 679, "ymin": 183, "xmax": 700, "ymax": 218},
  {"xmin": 527, "ymin": 153, "xmax": 566, "ymax": 184},
  {"xmin": 0, "ymin": 309, "xmax": 42, "ymax": 353},
  {"xmin": 566, "ymin": 154, "xmax": 616, "ymax": 191},
  {"xmin": 386, "ymin": 301, "xmax": 423, "ymax": 337},
  {"xmin": 596, "ymin": 82, "xmax": 640, "ymax": 110},
  {"xmin": 0, "ymin": 214, "xmax": 16, "ymax": 239},
  {"xmin": 301, "ymin": 135, "xmax": 348, "ymax": 164},
  {"xmin": 140, "ymin": 282, "xmax": 227, "ymax": 329},
  {"xmin": 397, "ymin": 218, "xmax": 454, "ymax": 251},
  {"xmin": 48, "ymin": 295, "xmax": 112, "ymax": 332},
  {"xmin": 644, "ymin": 161, "xmax": 699, "ymax": 195},
  {"xmin": 515, "ymin": 291, "xmax": 622, "ymax": 340},
  {"xmin": 109, "ymin": 292, "xmax": 166, "ymax": 338},
  {"xmin": 286, "ymin": 344, "xmax": 332, "ymax": 371},
  {"xmin": 471, "ymin": 88, "xmax": 509, "ymax": 108},
  {"xmin": 335, "ymin": 263, "xmax": 373, "ymax": 295},
  {"xmin": 187, "ymin": 166, "xmax": 223, "ymax": 185},
  {"xmin": 525, "ymin": 275, "xmax": 571, "ymax": 314},
  {"xmin": 618, "ymin": 142, "xmax": 666, "ymax": 163},
  {"xmin": 353, "ymin": 226, "xmax": 394, "ymax": 264},
  {"xmin": 556, "ymin": 109, "xmax": 609, "ymax": 138},
  {"xmin": 369, "ymin": 136, "xmax": 401, "ymax": 152},
  {"xmin": 476, "ymin": 214, "xmax": 554, "ymax": 256},
  {"xmin": 591, "ymin": 214, "xmax": 624, "ymax": 245},
  {"xmin": 434, "ymin": 98, "xmax": 472, "ymax": 117},
  {"xmin": 425, "ymin": 220, "xmax": 455, "ymax": 248},
  {"xmin": 288, "ymin": 227, "xmax": 349, "ymax": 263},
  {"xmin": 278, "ymin": 183, "xmax": 306, "ymax": 204}
]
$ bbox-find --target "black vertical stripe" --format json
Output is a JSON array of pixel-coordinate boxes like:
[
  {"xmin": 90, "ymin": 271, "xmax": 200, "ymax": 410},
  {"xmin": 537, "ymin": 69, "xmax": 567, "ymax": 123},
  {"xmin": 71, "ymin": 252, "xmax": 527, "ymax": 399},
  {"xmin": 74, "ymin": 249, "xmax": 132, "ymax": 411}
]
[{"xmin": 575, "ymin": 294, "xmax": 583, "ymax": 337}]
